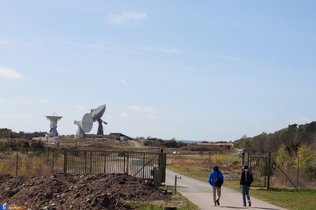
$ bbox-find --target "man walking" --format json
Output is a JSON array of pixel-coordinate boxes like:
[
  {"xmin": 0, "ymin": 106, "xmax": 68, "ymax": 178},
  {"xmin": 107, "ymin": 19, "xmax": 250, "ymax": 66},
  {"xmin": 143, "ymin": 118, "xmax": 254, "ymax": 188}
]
[
  {"xmin": 240, "ymin": 165, "xmax": 253, "ymax": 207},
  {"xmin": 208, "ymin": 165, "xmax": 224, "ymax": 206}
]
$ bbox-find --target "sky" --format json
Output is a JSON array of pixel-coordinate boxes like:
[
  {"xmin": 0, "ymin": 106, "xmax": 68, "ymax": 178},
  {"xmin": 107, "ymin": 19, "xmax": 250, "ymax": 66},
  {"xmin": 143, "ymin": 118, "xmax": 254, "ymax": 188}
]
[{"xmin": 1, "ymin": 1, "xmax": 316, "ymax": 141}]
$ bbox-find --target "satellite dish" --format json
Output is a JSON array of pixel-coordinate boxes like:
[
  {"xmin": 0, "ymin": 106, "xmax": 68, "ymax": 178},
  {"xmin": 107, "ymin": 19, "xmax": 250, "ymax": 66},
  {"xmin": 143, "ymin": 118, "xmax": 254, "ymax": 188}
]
[
  {"xmin": 90, "ymin": 104, "xmax": 107, "ymax": 135},
  {"xmin": 74, "ymin": 113, "xmax": 93, "ymax": 139},
  {"xmin": 46, "ymin": 112, "xmax": 62, "ymax": 137}
]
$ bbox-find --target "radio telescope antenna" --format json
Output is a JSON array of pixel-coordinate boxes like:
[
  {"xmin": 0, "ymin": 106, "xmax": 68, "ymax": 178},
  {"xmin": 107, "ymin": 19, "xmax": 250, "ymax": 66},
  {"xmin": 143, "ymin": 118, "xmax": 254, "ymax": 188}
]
[
  {"xmin": 90, "ymin": 104, "xmax": 107, "ymax": 135},
  {"xmin": 74, "ymin": 113, "xmax": 93, "ymax": 139},
  {"xmin": 46, "ymin": 112, "xmax": 62, "ymax": 137}
]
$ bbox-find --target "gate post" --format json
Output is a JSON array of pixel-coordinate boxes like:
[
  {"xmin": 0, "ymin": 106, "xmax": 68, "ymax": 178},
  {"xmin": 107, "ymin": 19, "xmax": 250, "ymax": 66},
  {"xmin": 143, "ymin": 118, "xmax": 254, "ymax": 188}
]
[
  {"xmin": 125, "ymin": 152, "xmax": 129, "ymax": 174},
  {"xmin": 103, "ymin": 151, "xmax": 107, "ymax": 173},
  {"xmin": 267, "ymin": 152, "xmax": 271, "ymax": 189}
]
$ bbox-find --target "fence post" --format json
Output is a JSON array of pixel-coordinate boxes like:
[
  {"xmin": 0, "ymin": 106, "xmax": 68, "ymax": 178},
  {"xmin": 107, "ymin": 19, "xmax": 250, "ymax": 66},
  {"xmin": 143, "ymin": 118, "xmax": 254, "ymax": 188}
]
[
  {"xmin": 84, "ymin": 151, "xmax": 87, "ymax": 173},
  {"xmin": 267, "ymin": 152, "xmax": 271, "ymax": 189},
  {"xmin": 89, "ymin": 151, "xmax": 92, "ymax": 174},
  {"xmin": 63, "ymin": 150, "xmax": 68, "ymax": 174},
  {"xmin": 126, "ymin": 152, "xmax": 129, "ymax": 174},
  {"xmin": 174, "ymin": 175, "xmax": 181, "ymax": 194},
  {"xmin": 142, "ymin": 153, "xmax": 145, "ymax": 179},
  {"xmin": 124, "ymin": 153, "xmax": 126, "ymax": 173},
  {"xmin": 16, "ymin": 150, "xmax": 19, "ymax": 176},
  {"xmin": 241, "ymin": 152, "xmax": 246, "ymax": 167},
  {"xmin": 103, "ymin": 151, "xmax": 106, "ymax": 173},
  {"xmin": 52, "ymin": 150, "xmax": 55, "ymax": 174},
  {"xmin": 296, "ymin": 155, "xmax": 299, "ymax": 188}
]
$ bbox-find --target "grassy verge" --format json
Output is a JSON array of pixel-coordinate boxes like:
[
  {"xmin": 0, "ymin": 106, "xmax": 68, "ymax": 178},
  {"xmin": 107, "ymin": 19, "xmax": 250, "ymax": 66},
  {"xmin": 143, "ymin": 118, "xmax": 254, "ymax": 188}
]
[
  {"xmin": 128, "ymin": 187, "xmax": 199, "ymax": 210},
  {"xmin": 167, "ymin": 164, "xmax": 316, "ymax": 210}
]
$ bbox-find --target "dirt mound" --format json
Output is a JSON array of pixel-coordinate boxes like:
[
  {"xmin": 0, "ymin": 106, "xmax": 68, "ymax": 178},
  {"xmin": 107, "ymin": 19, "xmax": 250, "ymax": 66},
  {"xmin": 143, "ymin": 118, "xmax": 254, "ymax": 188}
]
[{"xmin": 0, "ymin": 173, "xmax": 170, "ymax": 210}]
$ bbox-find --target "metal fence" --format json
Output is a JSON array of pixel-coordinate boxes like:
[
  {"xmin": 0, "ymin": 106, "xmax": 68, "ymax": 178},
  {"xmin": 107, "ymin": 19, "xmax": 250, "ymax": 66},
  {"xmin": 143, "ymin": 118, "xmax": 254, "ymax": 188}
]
[
  {"xmin": 244, "ymin": 152, "xmax": 316, "ymax": 190},
  {"xmin": 242, "ymin": 153, "xmax": 268, "ymax": 188},
  {"xmin": 0, "ymin": 147, "xmax": 166, "ymax": 184}
]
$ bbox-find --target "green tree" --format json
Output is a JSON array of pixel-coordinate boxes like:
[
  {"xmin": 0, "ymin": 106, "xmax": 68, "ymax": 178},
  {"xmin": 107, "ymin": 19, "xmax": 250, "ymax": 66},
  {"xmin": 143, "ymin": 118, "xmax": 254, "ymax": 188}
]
[
  {"xmin": 296, "ymin": 144, "xmax": 313, "ymax": 173},
  {"xmin": 275, "ymin": 144, "xmax": 292, "ymax": 168}
]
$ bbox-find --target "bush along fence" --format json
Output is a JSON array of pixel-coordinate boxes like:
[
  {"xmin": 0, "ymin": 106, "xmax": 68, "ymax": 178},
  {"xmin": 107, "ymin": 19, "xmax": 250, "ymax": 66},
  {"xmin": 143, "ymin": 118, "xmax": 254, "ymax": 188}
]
[
  {"xmin": 0, "ymin": 147, "xmax": 166, "ymax": 185},
  {"xmin": 243, "ymin": 152, "xmax": 316, "ymax": 190}
]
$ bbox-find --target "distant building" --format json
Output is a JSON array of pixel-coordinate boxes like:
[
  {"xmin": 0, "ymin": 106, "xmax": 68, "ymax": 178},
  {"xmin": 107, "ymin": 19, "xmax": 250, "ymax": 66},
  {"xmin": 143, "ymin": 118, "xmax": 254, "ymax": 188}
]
[
  {"xmin": 109, "ymin": 133, "xmax": 133, "ymax": 140},
  {"xmin": 212, "ymin": 142, "xmax": 234, "ymax": 149},
  {"xmin": 197, "ymin": 141, "xmax": 212, "ymax": 146},
  {"xmin": 196, "ymin": 141, "xmax": 233, "ymax": 149}
]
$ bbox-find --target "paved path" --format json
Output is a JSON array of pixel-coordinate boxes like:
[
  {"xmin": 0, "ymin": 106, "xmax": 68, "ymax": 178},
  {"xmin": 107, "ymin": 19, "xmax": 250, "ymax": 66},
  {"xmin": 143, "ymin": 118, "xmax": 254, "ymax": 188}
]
[
  {"xmin": 131, "ymin": 140, "xmax": 140, "ymax": 147},
  {"xmin": 165, "ymin": 169, "xmax": 288, "ymax": 210}
]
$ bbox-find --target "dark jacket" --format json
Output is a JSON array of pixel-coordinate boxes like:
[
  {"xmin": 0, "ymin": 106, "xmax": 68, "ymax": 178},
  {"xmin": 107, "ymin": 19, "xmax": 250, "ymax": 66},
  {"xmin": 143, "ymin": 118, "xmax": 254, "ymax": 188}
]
[{"xmin": 240, "ymin": 169, "xmax": 253, "ymax": 186}]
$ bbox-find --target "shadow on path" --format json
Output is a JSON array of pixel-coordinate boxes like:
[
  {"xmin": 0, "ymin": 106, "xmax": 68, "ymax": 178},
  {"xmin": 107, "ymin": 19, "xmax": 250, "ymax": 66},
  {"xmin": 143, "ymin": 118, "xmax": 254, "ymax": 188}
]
[{"xmin": 217, "ymin": 206, "xmax": 282, "ymax": 210}]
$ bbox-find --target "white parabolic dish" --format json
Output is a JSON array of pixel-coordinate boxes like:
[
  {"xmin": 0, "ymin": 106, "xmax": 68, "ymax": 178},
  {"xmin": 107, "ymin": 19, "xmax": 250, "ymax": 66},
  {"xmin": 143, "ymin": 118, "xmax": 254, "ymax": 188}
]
[
  {"xmin": 81, "ymin": 113, "xmax": 93, "ymax": 133},
  {"xmin": 91, "ymin": 104, "xmax": 106, "ymax": 121}
]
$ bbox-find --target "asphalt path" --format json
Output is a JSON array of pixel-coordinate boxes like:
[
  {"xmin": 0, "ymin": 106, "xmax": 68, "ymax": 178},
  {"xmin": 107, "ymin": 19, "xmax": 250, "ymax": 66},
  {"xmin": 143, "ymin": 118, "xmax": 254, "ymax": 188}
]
[
  {"xmin": 131, "ymin": 140, "xmax": 140, "ymax": 147},
  {"xmin": 165, "ymin": 169, "xmax": 288, "ymax": 210}
]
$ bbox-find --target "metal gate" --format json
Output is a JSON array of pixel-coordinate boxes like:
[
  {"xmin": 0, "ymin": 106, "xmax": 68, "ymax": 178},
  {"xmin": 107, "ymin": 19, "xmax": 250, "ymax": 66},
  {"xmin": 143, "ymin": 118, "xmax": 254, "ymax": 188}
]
[
  {"xmin": 63, "ymin": 150, "xmax": 166, "ymax": 185},
  {"xmin": 243, "ymin": 152, "xmax": 300, "ymax": 190},
  {"xmin": 0, "ymin": 148, "xmax": 166, "ymax": 185},
  {"xmin": 243, "ymin": 152, "xmax": 268, "ymax": 188}
]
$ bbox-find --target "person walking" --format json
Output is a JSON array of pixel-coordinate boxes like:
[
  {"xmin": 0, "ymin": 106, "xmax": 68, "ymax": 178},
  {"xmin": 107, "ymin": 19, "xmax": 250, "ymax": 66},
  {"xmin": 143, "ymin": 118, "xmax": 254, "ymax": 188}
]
[
  {"xmin": 208, "ymin": 165, "xmax": 224, "ymax": 206},
  {"xmin": 240, "ymin": 165, "xmax": 254, "ymax": 207}
]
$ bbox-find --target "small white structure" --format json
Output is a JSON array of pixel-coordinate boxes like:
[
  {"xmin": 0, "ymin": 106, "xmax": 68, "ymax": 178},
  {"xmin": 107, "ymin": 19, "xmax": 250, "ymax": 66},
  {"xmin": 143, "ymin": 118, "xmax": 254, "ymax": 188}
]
[
  {"xmin": 74, "ymin": 113, "xmax": 93, "ymax": 139},
  {"xmin": 46, "ymin": 112, "xmax": 62, "ymax": 137}
]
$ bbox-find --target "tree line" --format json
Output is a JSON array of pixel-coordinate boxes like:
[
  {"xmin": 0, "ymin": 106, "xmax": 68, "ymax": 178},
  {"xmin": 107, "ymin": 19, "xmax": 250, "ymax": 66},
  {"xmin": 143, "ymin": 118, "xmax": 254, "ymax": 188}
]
[
  {"xmin": 0, "ymin": 128, "xmax": 46, "ymax": 139},
  {"xmin": 235, "ymin": 121, "xmax": 316, "ymax": 179},
  {"xmin": 141, "ymin": 137, "xmax": 187, "ymax": 148}
]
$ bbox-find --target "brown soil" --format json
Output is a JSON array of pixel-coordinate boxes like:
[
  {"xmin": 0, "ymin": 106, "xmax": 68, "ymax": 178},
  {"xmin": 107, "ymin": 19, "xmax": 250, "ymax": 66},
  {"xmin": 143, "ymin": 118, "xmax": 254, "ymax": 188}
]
[{"xmin": 0, "ymin": 173, "xmax": 170, "ymax": 210}]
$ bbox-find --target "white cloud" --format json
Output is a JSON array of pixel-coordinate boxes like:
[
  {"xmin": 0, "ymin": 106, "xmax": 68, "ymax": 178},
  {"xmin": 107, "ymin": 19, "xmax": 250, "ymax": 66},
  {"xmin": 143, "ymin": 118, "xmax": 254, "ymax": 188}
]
[
  {"xmin": 11, "ymin": 114, "xmax": 34, "ymax": 119},
  {"xmin": 0, "ymin": 67, "xmax": 23, "ymax": 79},
  {"xmin": 58, "ymin": 41, "xmax": 104, "ymax": 50},
  {"xmin": 0, "ymin": 39, "xmax": 16, "ymax": 45},
  {"xmin": 287, "ymin": 117, "xmax": 311, "ymax": 124},
  {"xmin": 59, "ymin": 41, "xmax": 182, "ymax": 56},
  {"xmin": 75, "ymin": 105, "xmax": 85, "ymax": 110},
  {"xmin": 119, "ymin": 112, "xmax": 128, "ymax": 118},
  {"xmin": 105, "ymin": 10, "xmax": 148, "ymax": 25},
  {"xmin": 128, "ymin": 105, "xmax": 143, "ymax": 112},
  {"xmin": 186, "ymin": 67, "xmax": 196, "ymax": 72},
  {"xmin": 128, "ymin": 105, "xmax": 157, "ymax": 113},
  {"xmin": 22, "ymin": 98, "xmax": 32, "ymax": 104},
  {"xmin": 161, "ymin": 48, "xmax": 180, "ymax": 53},
  {"xmin": 139, "ymin": 46, "xmax": 182, "ymax": 54},
  {"xmin": 120, "ymin": 78, "xmax": 127, "ymax": 84},
  {"xmin": 41, "ymin": 99, "xmax": 49, "ymax": 104},
  {"xmin": 147, "ymin": 115, "xmax": 156, "ymax": 119},
  {"xmin": 144, "ymin": 106, "xmax": 157, "ymax": 113},
  {"xmin": 0, "ymin": 98, "xmax": 7, "ymax": 104}
]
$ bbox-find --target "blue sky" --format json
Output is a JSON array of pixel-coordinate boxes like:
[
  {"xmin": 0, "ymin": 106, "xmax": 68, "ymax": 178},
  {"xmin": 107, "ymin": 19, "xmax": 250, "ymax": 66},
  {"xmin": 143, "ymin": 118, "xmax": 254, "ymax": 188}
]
[{"xmin": 1, "ymin": 1, "xmax": 316, "ymax": 141}]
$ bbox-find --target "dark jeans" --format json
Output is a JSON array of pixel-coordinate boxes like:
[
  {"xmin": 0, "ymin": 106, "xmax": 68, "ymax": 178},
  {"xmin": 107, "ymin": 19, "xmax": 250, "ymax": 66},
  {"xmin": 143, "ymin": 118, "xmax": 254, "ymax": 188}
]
[{"xmin": 242, "ymin": 185, "xmax": 250, "ymax": 206}]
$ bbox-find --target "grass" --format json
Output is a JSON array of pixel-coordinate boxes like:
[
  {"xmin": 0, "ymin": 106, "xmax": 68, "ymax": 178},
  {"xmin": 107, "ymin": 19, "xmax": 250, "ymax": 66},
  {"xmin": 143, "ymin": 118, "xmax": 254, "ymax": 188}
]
[
  {"xmin": 128, "ymin": 187, "xmax": 199, "ymax": 210},
  {"xmin": 167, "ymin": 164, "xmax": 210, "ymax": 183},
  {"xmin": 167, "ymin": 159, "xmax": 316, "ymax": 210},
  {"xmin": 251, "ymin": 189, "xmax": 316, "ymax": 210}
]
